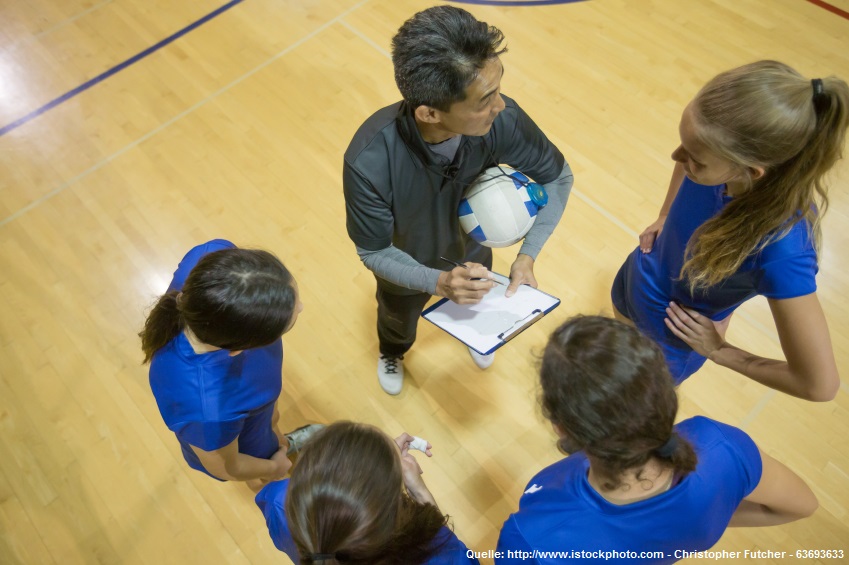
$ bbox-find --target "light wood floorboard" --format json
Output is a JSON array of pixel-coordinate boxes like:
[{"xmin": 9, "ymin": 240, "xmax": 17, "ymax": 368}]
[{"xmin": 1, "ymin": 0, "xmax": 847, "ymax": 563}]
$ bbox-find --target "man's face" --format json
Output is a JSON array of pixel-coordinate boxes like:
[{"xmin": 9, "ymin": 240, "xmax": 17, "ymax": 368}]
[{"xmin": 434, "ymin": 57, "xmax": 506, "ymax": 137}]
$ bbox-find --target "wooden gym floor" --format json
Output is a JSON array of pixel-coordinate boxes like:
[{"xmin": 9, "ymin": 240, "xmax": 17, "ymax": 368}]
[{"xmin": 1, "ymin": 0, "xmax": 847, "ymax": 563}]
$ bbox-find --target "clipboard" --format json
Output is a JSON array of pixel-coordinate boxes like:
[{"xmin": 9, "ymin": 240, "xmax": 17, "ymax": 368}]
[{"xmin": 421, "ymin": 272, "xmax": 560, "ymax": 355}]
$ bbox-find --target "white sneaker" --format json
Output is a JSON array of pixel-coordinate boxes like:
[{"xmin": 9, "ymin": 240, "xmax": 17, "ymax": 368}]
[
  {"xmin": 378, "ymin": 354, "xmax": 404, "ymax": 395},
  {"xmin": 468, "ymin": 347, "xmax": 495, "ymax": 369}
]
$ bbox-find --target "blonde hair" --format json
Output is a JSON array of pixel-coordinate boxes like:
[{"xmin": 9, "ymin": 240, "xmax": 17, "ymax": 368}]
[{"xmin": 681, "ymin": 60, "xmax": 849, "ymax": 290}]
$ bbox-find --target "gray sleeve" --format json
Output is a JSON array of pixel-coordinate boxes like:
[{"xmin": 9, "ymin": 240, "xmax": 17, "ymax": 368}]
[
  {"xmin": 519, "ymin": 162, "xmax": 574, "ymax": 259},
  {"xmin": 356, "ymin": 245, "xmax": 442, "ymax": 295}
]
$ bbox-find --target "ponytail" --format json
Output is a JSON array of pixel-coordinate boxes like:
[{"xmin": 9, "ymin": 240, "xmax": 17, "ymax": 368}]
[
  {"xmin": 807, "ymin": 75, "xmax": 849, "ymax": 207},
  {"xmin": 374, "ymin": 497, "xmax": 448, "ymax": 565},
  {"xmin": 139, "ymin": 291, "xmax": 182, "ymax": 364},
  {"xmin": 653, "ymin": 431, "xmax": 697, "ymax": 477},
  {"xmin": 300, "ymin": 498, "xmax": 448, "ymax": 565}
]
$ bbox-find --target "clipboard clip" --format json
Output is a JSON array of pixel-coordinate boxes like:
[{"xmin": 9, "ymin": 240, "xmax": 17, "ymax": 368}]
[{"xmin": 497, "ymin": 309, "xmax": 544, "ymax": 342}]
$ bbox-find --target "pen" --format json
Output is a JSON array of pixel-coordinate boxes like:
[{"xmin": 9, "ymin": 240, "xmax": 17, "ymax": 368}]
[{"xmin": 439, "ymin": 256, "xmax": 506, "ymax": 285}]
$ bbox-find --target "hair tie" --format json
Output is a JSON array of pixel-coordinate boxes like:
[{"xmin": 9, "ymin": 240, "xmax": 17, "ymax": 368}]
[
  {"xmin": 175, "ymin": 292, "xmax": 184, "ymax": 310},
  {"xmin": 656, "ymin": 435, "xmax": 678, "ymax": 458},
  {"xmin": 811, "ymin": 78, "xmax": 824, "ymax": 98},
  {"xmin": 811, "ymin": 78, "xmax": 828, "ymax": 117}
]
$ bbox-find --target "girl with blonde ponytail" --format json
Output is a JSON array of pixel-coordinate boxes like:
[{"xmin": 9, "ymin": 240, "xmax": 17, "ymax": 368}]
[
  {"xmin": 612, "ymin": 61, "xmax": 847, "ymax": 400},
  {"xmin": 497, "ymin": 316, "xmax": 817, "ymax": 563}
]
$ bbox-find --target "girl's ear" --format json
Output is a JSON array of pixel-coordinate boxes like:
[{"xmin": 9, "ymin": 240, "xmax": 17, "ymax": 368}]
[{"xmin": 749, "ymin": 165, "xmax": 766, "ymax": 180}]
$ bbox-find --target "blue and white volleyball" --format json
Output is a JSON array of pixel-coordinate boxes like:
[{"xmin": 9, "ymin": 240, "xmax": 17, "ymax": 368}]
[{"xmin": 458, "ymin": 166, "xmax": 539, "ymax": 248}]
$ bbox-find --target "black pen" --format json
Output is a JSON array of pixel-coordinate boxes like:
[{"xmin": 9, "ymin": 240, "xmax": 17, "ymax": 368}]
[{"xmin": 439, "ymin": 256, "xmax": 506, "ymax": 285}]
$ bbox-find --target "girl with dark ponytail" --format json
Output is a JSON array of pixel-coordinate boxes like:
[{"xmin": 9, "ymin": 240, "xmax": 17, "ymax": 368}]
[
  {"xmin": 497, "ymin": 316, "xmax": 817, "ymax": 564},
  {"xmin": 140, "ymin": 239, "xmax": 321, "ymax": 486},
  {"xmin": 255, "ymin": 421, "xmax": 480, "ymax": 564},
  {"xmin": 612, "ymin": 60, "xmax": 847, "ymax": 401}
]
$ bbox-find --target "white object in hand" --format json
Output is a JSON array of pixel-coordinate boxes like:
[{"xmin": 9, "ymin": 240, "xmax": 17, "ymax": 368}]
[{"xmin": 410, "ymin": 436, "xmax": 429, "ymax": 453}]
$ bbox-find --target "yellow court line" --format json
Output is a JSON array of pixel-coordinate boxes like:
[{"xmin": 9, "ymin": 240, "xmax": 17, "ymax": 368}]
[
  {"xmin": 1, "ymin": 0, "xmax": 117, "ymax": 53},
  {"xmin": 338, "ymin": 18, "xmax": 390, "ymax": 58}
]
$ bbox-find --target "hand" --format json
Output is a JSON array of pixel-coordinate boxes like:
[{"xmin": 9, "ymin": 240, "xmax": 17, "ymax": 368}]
[
  {"xmin": 265, "ymin": 446, "xmax": 293, "ymax": 481},
  {"xmin": 639, "ymin": 215, "xmax": 667, "ymax": 253},
  {"xmin": 436, "ymin": 262, "xmax": 495, "ymax": 304},
  {"xmin": 664, "ymin": 302, "xmax": 729, "ymax": 358},
  {"xmin": 394, "ymin": 433, "xmax": 435, "ymax": 505},
  {"xmin": 394, "ymin": 432, "xmax": 432, "ymax": 457},
  {"xmin": 506, "ymin": 254, "xmax": 536, "ymax": 298}
]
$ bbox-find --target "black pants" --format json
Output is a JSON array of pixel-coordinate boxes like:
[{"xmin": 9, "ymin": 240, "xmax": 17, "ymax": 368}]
[{"xmin": 376, "ymin": 245, "xmax": 492, "ymax": 357}]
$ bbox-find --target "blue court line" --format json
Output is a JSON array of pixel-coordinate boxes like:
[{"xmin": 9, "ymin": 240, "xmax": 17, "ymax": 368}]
[
  {"xmin": 0, "ymin": 0, "xmax": 245, "ymax": 137},
  {"xmin": 448, "ymin": 0, "xmax": 586, "ymax": 6}
]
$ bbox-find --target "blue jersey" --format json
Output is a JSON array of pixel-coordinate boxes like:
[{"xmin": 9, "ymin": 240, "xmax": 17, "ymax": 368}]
[
  {"xmin": 256, "ymin": 480, "xmax": 481, "ymax": 564},
  {"xmin": 149, "ymin": 239, "xmax": 283, "ymax": 479},
  {"xmin": 496, "ymin": 417, "xmax": 762, "ymax": 564},
  {"xmin": 612, "ymin": 177, "xmax": 818, "ymax": 381}
]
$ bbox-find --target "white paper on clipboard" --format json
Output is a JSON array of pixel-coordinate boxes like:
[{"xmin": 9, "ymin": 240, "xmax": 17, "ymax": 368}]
[{"xmin": 421, "ymin": 272, "xmax": 560, "ymax": 355}]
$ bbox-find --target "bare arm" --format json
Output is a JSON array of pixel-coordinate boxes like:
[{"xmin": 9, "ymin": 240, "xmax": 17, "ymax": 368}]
[
  {"xmin": 395, "ymin": 433, "xmax": 438, "ymax": 507},
  {"xmin": 640, "ymin": 162, "xmax": 686, "ymax": 253},
  {"xmin": 665, "ymin": 294, "xmax": 840, "ymax": 401},
  {"xmin": 729, "ymin": 448, "xmax": 817, "ymax": 527},
  {"xmin": 659, "ymin": 161, "xmax": 686, "ymax": 216},
  {"xmin": 743, "ymin": 295, "xmax": 839, "ymax": 400},
  {"xmin": 191, "ymin": 436, "xmax": 291, "ymax": 482},
  {"xmin": 271, "ymin": 401, "xmax": 289, "ymax": 450}
]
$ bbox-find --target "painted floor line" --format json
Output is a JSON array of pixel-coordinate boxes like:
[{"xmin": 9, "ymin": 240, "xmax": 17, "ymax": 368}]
[
  {"xmin": 2, "ymin": 0, "xmax": 117, "ymax": 54},
  {"xmin": 0, "ymin": 0, "xmax": 246, "ymax": 137},
  {"xmin": 0, "ymin": 0, "xmax": 372, "ymax": 228}
]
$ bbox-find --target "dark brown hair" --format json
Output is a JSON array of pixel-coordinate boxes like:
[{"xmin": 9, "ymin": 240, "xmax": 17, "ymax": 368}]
[
  {"xmin": 139, "ymin": 247, "xmax": 296, "ymax": 363},
  {"xmin": 539, "ymin": 316, "xmax": 697, "ymax": 490},
  {"xmin": 284, "ymin": 422, "xmax": 448, "ymax": 565},
  {"xmin": 392, "ymin": 5, "xmax": 507, "ymax": 111}
]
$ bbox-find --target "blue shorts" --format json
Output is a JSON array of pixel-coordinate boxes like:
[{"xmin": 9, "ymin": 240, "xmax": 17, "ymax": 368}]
[{"xmin": 611, "ymin": 255, "xmax": 707, "ymax": 384}]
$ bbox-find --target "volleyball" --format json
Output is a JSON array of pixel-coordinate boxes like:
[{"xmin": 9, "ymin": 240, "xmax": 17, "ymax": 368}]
[{"xmin": 458, "ymin": 166, "xmax": 544, "ymax": 248}]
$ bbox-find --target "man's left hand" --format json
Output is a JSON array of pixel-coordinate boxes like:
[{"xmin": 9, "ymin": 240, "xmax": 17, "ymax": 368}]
[{"xmin": 506, "ymin": 254, "xmax": 537, "ymax": 297}]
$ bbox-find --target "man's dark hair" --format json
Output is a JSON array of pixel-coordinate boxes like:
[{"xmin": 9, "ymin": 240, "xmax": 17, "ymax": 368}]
[{"xmin": 391, "ymin": 5, "xmax": 507, "ymax": 111}]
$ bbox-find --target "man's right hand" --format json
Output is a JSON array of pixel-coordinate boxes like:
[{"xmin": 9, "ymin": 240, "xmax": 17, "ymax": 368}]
[{"xmin": 436, "ymin": 263, "xmax": 496, "ymax": 304}]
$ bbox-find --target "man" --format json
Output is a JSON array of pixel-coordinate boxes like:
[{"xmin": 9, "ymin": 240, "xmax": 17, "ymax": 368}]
[{"xmin": 343, "ymin": 5, "xmax": 574, "ymax": 395}]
